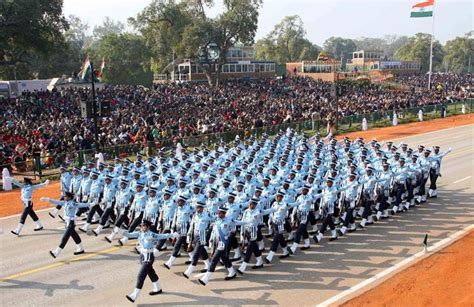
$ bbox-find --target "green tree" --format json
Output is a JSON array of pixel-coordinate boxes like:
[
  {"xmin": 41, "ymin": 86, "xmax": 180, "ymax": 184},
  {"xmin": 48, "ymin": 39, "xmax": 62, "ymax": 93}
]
[
  {"xmin": 95, "ymin": 33, "xmax": 153, "ymax": 85},
  {"xmin": 254, "ymin": 15, "xmax": 320, "ymax": 63},
  {"xmin": 93, "ymin": 17, "xmax": 125, "ymax": 41},
  {"xmin": 20, "ymin": 15, "xmax": 89, "ymax": 79},
  {"xmin": 394, "ymin": 33, "xmax": 443, "ymax": 72},
  {"xmin": 442, "ymin": 32, "xmax": 473, "ymax": 73},
  {"xmin": 0, "ymin": 0, "xmax": 69, "ymax": 78},
  {"xmin": 323, "ymin": 37, "xmax": 357, "ymax": 63},
  {"xmin": 130, "ymin": 0, "xmax": 262, "ymax": 86}
]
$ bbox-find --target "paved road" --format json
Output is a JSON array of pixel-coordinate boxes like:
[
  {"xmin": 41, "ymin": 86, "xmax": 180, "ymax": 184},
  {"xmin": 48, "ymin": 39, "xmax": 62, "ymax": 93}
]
[{"xmin": 1, "ymin": 125, "xmax": 473, "ymax": 306}]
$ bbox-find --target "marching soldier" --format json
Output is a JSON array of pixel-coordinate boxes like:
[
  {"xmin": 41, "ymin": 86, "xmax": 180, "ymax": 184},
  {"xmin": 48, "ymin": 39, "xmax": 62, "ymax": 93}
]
[
  {"xmin": 289, "ymin": 184, "xmax": 314, "ymax": 253},
  {"xmin": 199, "ymin": 206, "xmax": 239, "ymax": 285},
  {"xmin": 124, "ymin": 220, "xmax": 179, "ymax": 303},
  {"xmin": 41, "ymin": 192, "xmax": 89, "ymax": 258},
  {"xmin": 183, "ymin": 201, "xmax": 213, "ymax": 278},
  {"xmin": 49, "ymin": 166, "xmax": 71, "ymax": 219},
  {"xmin": 163, "ymin": 195, "xmax": 193, "ymax": 269},
  {"xmin": 10, "ymin": 177, "xmax": 49, "ymax": 236},
  {"xmin": 313, "ymin": 177, "xmax": 349, "ymax": 243},
  {"xmin": 428, "ymin": 146, "xmax": 452, "ymax": 198}
]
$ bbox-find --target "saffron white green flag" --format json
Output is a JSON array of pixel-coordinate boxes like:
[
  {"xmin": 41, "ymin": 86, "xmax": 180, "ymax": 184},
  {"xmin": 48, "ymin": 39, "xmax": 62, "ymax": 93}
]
[{"xmin": 410, "ymin": 0, "xmax": 434, "ymax": 18}]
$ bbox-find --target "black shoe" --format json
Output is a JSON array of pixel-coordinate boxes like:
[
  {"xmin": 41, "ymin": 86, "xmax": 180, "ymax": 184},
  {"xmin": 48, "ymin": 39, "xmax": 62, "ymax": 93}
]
[
  {"xmin": 381, "ymin": 216, "xmax": 389, "ymax": 220},
  {"xmin": 34, "ymin": 226, "xmax": 43, "ymax": 231},
  {"xmin": 237, "ymin": 269, "xmax": 244, "ymax": 275},
  {"xmin": 163, "ymin": 263, "xmax": 171, "ymax": 270},
  {"xmin": 198, "ymin": 279, "xmax": 207, "ymax": 286},
  {"xmin": 264, "ymin": 258, "xmax": 271, "ymax": 264},
  {"xmin": 103, "ymin": 224, "xmax": 110, "ymax": 229},
  {"xmin": 49, "ymin": 212, "xmax": 55, "ymax": 218},
  {"xmin": 158, "ymin": 246, "xmax": 167, "ymax": 251},
  {"xmin": 230, "ymin": 257, "xmax": 241, "ymax": 262},
  {"xmin": 185, "ymin": 260, "xmax": 192, "ymax": 265},
  {"xmin": 301, "ymin": 246, "xmax": 310, "ymax": 250},
  {"xmin": 182, "ymin": 272, "xmax": 190, "ymax": 279},
  {"xmin": 348, "ymin": 228, "xmax": 356, "ymax": 233},
  {"xmin": 105, "ymin": 236, "xmax": 112, "ymax": 243},
  {"xmin": 49, "ymin": 251, "xmax": 57, "ymax": 259},
  {"xmin": 200, "ymin": 269, "xmax": 207, "ymax": 273},
  {"xmin": 78, "ymin": 228, "xmax": 87, "ymax": 233},
  {"xmin": 252, "ymin": 264, "xmax": 264, "ymax": 269},
  {"xmin": 329, "ymin": 237, "xmax": 338, "ymax": 242},
  {"xmin": 126, "ymin": 295, "xmax": 135, "ymax": 303},
  {"xmin": 312, "ymin": 235, "xmax": 319, "ymax": 244},
  {"xmin": 149, "ymin": 289, "xmax": 162, "ymax": 296},
  {"xmin": 92, "ymin": 230, "xmax": 99, "ymax": 236},
  {"xmin": 359, "ymin": 224, "xmax": 365, "ymax": 229},
  {"xmin": 74, "ymin": 250, "xmax": 85, "ymax": 255},
  {"xmin": 58, "ymin": 215, "xmax": 65, "ymax": 222},
  {"xmin": 10, "ymin": 230, "xmax": 19, "ymax": 236},
  {"xmin": 118, "ymin": 239, "xmax": 124, "ymax": 246},
  {"xmin": 225, "ymin": 274, "xmax": 237, "ymax": 281},
  {"xmin": 279, "ymin": 253, "xmax": 290, "ymax": 259}
]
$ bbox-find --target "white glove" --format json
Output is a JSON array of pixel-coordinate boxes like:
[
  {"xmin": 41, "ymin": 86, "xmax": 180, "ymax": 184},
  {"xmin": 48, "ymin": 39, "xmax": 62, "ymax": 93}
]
[
  {"xmin": 448, "ymin": 147, "xmax": 452, "ymax": 152},
  {"xmin": 44, "ymin": 180, "xmax": 50, "ymax": 185}
]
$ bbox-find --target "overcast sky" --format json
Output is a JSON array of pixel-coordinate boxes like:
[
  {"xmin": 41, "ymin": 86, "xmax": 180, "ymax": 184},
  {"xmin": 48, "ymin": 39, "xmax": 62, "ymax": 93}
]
[{"xmin": 63, "ymin": 0, "xmax": 472, "ymax": 45}]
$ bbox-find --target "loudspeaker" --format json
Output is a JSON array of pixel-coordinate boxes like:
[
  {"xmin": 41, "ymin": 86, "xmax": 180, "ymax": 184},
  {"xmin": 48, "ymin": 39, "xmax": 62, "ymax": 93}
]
[
  {"xmin": 80, "ymin": 100, "xmax": 93, "ymax": 118},
  {"xmin": 99, "ymin": 100, "xmax": 111, "ymax": 117}
]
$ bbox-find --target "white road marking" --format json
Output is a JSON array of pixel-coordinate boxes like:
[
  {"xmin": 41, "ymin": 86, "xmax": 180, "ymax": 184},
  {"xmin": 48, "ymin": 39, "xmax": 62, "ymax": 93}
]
[
  {"xmin": 316, "ymin": 224, "xmax": 474, "ymax": 307},
  {"xmin": 453, "ymin": 176, "xmax": 472, "ymax": 184}
]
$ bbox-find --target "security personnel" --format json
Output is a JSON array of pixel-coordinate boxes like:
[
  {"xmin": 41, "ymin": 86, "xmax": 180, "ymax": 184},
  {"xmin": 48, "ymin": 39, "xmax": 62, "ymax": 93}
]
[{"xmin": 106, "ymin": 179, "xmax": 132, "ymax": 243}]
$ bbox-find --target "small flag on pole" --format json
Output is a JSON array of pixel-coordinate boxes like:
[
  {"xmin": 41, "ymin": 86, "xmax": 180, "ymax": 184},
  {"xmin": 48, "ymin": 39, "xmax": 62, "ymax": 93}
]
[
  {"xmin": 79, "ymin": 55, "xmax": 91, "ymax": 80},
  {"xmin": 97, "ymin": 58, "xmax": 106, "ymax": 81}
]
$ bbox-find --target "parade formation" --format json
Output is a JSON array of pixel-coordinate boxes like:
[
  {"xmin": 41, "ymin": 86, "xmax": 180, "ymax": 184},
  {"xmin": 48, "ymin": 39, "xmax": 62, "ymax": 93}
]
[{"xmin": 7, "ymin": 129, "xmax": 452, "ymax": 303}]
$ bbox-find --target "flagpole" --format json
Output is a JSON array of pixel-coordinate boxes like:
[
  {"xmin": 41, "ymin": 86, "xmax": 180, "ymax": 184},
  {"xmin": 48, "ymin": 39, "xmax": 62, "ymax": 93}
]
[{"xmin": 428, "ymin": 0, "xmax": 436, "ymax": 90}]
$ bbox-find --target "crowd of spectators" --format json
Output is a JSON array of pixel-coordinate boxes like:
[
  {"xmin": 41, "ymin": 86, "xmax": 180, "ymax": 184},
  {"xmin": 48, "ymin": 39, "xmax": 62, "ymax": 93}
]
[{"xmin": 0, "ymin": 73, "xmax": 471, "ymax": 171}]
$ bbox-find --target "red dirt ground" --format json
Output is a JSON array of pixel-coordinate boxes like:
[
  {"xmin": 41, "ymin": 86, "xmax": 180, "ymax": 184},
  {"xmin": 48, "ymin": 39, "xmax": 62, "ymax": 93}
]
[{"xmin": 342, "ymin": 231, "xmax": 474, "ymax": 307}]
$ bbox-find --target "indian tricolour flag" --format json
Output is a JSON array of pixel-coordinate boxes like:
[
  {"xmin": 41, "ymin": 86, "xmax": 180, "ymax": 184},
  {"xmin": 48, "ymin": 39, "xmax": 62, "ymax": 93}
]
[
  {"xmin": 80, "ymin": 55, "xmax": 91, "ymax": 80},
  {"xmin": 410, "ymin": 0, "xmax": 434, "ymax": 18},
  {"xmin": 97, "ymin": 58, "xmax": 105, "ymax": 81}
]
